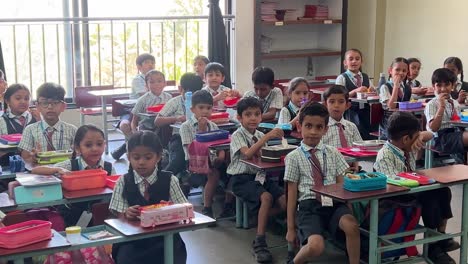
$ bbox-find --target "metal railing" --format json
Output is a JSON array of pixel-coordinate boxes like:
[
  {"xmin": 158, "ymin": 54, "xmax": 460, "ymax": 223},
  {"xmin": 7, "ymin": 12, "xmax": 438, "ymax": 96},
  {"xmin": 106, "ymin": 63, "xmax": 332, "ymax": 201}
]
[{"xmin": 0, "ymin": 15, "xmax": 235, "ymax": 98}]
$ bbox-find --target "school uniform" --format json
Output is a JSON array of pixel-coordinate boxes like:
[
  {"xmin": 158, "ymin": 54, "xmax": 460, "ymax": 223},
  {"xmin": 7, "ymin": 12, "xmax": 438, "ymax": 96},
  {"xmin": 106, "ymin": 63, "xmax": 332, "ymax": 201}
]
[
  {"xmin": 374, "ymin": 142, "xmax": 452, "ymax": 229},
  {"xmin": 227, "ymin": 126, "xmax": 284, "ymax": 211},
  {"xmin": 243, "ymin": 87, "xmax": 284, "ymax": 114},
  {"xmin": 284, "ymin": 141, "xmax": 350, "ymax": 245},
  {"xmin": 18, "ymin": 120, "xmax": 77, "ymax": 152},
  {"xmin": 321, "ymin": 117, "xmax": 362, "ymax": 147},
  {"xmin": 158, "ymin": 95, "xmax": 185, "ymax": 135},
  {"xmin": 336, "ymin": 70, "xmax": 373, "ymax": 140},
  {"xmin": 130, "ymin": 73, "xmax": 146, "ymax": 99},
  {"xmin": 132, "ymin": 91, "xmax": 172, "ymax": 130},
  {"xmin": 406, "ymin": 79, "xmax": 421, "ymax": 88},
  {"xmin": 202, "ymin": 85, "xmax": 232, "ymax": 109},
  {"xmin": 450, "ymin": 79, "xmax": 468, "ymax": 100},
  {"xmin": 109, "ymin": 168, "xmax": 187, "ymax": 264},
  {"xmin": 0, "ymin": 110, "xmax": 36, "ymax": 135},
  {"xmin": 180, "ymin": 115, "xmax": 219, "ymax": 160},
  {"xmin": 278, "ymin": 102, "xmax": 299, "ymax": 125},
  {"xmin": 379, "ymin": 81, "xmax": 412, "ymax": 140},
  {"xmin": 425, "ymin": 96, "xmax": 464, "ymax": 153}
]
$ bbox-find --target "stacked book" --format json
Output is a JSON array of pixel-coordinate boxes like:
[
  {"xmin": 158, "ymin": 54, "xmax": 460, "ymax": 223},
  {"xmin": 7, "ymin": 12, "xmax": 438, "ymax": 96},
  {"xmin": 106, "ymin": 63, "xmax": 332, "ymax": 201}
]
[
  {"xmin": 261, "ymin": 1, "xmax": 277, "ymax": 21},
  {"xmin": 315, "ymin": 5, "xmax": 329, "ymax": 19}
]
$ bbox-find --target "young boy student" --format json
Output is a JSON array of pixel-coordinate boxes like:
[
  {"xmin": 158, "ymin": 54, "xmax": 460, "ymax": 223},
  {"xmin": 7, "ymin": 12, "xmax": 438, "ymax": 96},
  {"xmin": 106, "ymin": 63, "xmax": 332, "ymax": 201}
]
[
  {"xmin": 374, "ymin": 111, "xmax": 458, "ymax": 263},
  {"xmin": 202, "ymin": 62, "xmax": 240, "ymax": 109},
  {"xmin": 243, "ymin": 67, "xmax": 284, "ymax": 122},
  {"xmin": 284, "ymin": 102, "xmax": 360, "ymax": 264},
  {"xmin": 227, "ymin": 97, "xmax": 286, "ymax": 263},
  {"xmin": 321, "ymin": 85, "xmax": 362, "ymax": 171},
  {"xmin": 180, "ymin": 90, "xmax": 233, "ymax": 218},
  {"xmin": 18, "ymin": 83, "xmax": 77, "ymax": 164}
]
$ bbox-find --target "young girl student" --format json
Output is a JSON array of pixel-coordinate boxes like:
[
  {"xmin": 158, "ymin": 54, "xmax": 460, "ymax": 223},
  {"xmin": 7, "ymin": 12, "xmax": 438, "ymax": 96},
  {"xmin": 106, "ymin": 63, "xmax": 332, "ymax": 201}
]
[
  {"xmin": 407, "ymin": 58, "xmax": 428, "ymax": 96},
  {"xmin": 335, "ymin": 48, "xmax": 374, "ymax": 139},
  {"xmin": 109, "ymin": 131, "xmax": 187, "ymax": 264},
  {"xmin": 444, "ymin": 56, "xmax": 468, "ymax": 103},
  {"xmin": 379, "ymin": 57, "xmax": 412, "ymax": 140},
  {"xmin": 277, "ymin": 77, "xmax": 309, "ymax": 129}
]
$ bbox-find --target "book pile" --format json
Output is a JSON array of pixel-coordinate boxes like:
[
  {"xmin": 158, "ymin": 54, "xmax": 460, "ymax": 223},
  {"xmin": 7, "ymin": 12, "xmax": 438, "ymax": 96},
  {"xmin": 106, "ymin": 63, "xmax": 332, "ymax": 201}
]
[{"xmin": 261, "ymin": 1, "xmax": 277, "ymax": 22}]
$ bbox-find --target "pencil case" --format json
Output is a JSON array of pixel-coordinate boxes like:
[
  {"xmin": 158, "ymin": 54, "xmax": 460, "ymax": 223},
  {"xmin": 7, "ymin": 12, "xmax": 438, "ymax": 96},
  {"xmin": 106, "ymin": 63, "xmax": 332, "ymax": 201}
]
[
  {"xmin": 398, "ymin": 101, "xmax": 422, "ymax": 110},
  {"xmin": 338, "ymin": 147, "xmax": 378, "ymax": 157},
  {"xmin": 140, "ymin": 203, "xmax": 194, "ymax": 228},
  {"xmin": 0, "ymin": 134, "xmax": 22, "ymax": 145},
  {"xmin": 261, "ymin": 145, "xmax": 296, "ymax": 159},
  {"xmin": 397, "ymin": 172, "xmax": 435, "ymax": 185},
  {"xmin": 0, "ymin": 220, "xmax": 52, "ymax": 249},
  {"xmin": 343, "ymin": 172, "xmax": 387, "ymax": 192},
  {"xmin": 195, "ymin": 130, "xmax": 229, "ymax": 142},
  {"xmin": 61, "ymin": 169, "xmax": 107, "ymax": 191},
  {"xmin": 9, "ymin": 155, "xmax": 25, "ymax": 173},
  {"xmin": 147, "ymin": 104, "xmax": 165, "ymax": 113},
  {"xmin": 386, "ymin": 176, "xmax": 419, "ymax": 187},
  {"xmin": 37, "ymin": 150, "xmax": 73, "ymax": 165}
]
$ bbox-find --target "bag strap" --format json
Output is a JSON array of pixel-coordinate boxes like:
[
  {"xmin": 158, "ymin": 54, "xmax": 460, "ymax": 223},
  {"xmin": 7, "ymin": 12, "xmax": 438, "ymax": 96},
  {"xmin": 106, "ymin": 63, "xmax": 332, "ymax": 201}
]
[
  {"xmin": 70, "ymin": 158, "xmax": 79, "ymax": 171},
  {"xmin": 104, "ymin": 161, "xmax": 113, "ymax": 175}
]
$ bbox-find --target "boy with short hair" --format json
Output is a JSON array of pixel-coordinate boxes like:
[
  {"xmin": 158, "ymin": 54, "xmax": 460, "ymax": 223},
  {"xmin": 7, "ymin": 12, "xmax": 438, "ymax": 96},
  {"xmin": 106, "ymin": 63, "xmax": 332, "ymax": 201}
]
[
  {"xmin": 227, "ymin": 97, "xmax": 286, "ymax": 263},
  {"xmin": 243, "ymin": 66, "xmax": 283, "ymax": 122},
  {"xmin": 202, "ymin": 62, "xmax": 240, "ymax": 109},
  {"xmin": 374, "ymin": 111, "xmax": 457, "ymax": 263},
  {"xmin": 284, "ymin": 102, "xmax": 360, "ymax": 264},
  {"xmin": 19, "ymin": 82, "xmax": 77, "ymax": 164},
  {"xmin": 322, "ymin": 85, "xmax": 362, "ymax": 171}
]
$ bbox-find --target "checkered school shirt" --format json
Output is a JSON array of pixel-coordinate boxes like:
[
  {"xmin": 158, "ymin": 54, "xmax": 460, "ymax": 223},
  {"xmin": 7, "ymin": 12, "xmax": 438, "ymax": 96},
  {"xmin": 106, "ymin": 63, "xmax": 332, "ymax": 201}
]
[
  {"xmin": 130, "ymin": 74, "xmax": 146, "ymax": 99},
  {"xmin": 53, "ymin": 157, "xmax": 116, "ymax": 175},
  {"xmin": 109, "ymin": 167, "xmax": 187, "ymax": 213},
  {"xmin": 374, "ymin": 142, "xmax": 416, "ymax": 178},
  {"xmin": 157, "ymin": 95, "xmax": 185, "ymax": 134},
  {"xmin": 425, "ymin": 96, "xmax": 460, "ymax": 132},
  {"xmin": 202, "ymin": 85, "xmax": 232, "ymax": 108},
  {"xmin": 132, "ymin": 91, "xmax": 172, "ymax": 127},
  {"xmin": 0, "ymin": 110, "xmax": 34, "ymax": 135},
  {"xmin": 180, "ymin": 115, "xmax": 219, "ymax": 159},
  {"xmin": 243, "ymin": 87, "xmax": 284, "ymax": 113},
  {"xmin": 284, "ymin": 141, "xmax": 349, "ymax": 202},
  {"xmin": 227, "ymin": 126, "xmax": 266, "ymax": 175},
  {"xmin": 18, "ymin": 120, "xmax": 77, "ymax": 152},
  {"xmin": 278, "ymin": 102, "xmax": 299, "ymax": 124},
  {"xmin": 321, "ymin": 118, "xmax": 362, "ymax": 148}
]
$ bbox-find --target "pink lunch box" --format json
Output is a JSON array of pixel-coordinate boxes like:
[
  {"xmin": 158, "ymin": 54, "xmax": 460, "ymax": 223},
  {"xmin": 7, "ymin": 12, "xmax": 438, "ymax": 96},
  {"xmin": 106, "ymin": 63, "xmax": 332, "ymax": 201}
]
[
  {"xmin": 140, "ymin": 203, "xmax": 195, "ymax": 228},
  {"xmin": 0, "ymin": 220, "xmax": 52, "ymax": 249}
]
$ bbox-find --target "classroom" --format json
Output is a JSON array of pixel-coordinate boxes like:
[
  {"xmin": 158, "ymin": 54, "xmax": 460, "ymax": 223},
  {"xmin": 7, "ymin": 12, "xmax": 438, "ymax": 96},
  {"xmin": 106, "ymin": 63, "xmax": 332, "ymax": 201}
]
[{"xmin": 0, "ymin": 0, "xmax": 468, "ymax": 263}]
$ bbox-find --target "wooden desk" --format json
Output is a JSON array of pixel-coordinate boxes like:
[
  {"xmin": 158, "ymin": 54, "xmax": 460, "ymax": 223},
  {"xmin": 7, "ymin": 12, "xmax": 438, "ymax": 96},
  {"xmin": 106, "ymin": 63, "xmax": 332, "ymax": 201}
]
[
  {"xmin": 350, "ymin": 96, "xmax": 380, "ymax": 104},
  {"xmin": 62, "ymin": 187, "xmax": 113, "ymax": 199},
  {"xmin": 389, "ymin": 106, "xmax": 425, "ymax": 115},
  {"xmin": 0, "ymin": 169, "xmax": 16, "ymax": 180},
  {"xmin": 241, "ymin": 158, "xmax": 285, "ymax": 172},
  {"xmin": 170, "ymin": 122, "xmax": 239, "ymax": 131}
]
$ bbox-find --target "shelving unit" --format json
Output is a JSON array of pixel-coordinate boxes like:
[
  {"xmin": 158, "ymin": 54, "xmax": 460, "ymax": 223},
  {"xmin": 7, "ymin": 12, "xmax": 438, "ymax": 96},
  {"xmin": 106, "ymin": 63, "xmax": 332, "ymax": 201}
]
[{"xmin": 254, "ymin": 0, "xmax": 348, "ymax": 81}]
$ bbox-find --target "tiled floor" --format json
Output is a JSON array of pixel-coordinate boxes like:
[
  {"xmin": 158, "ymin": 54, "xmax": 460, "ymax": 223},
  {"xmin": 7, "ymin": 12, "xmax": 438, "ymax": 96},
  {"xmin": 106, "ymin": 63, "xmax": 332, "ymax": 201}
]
[{"xmin": 106, "ymin": 135, "xmax": 464, "ymax": 264}]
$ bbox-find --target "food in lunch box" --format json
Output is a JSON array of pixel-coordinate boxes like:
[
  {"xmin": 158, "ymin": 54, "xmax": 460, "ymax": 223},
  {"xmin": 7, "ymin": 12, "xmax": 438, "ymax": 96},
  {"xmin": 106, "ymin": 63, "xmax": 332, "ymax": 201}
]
[{"xmin": 346, "ymin": 173, "xmax": 361, "ymax": 180}]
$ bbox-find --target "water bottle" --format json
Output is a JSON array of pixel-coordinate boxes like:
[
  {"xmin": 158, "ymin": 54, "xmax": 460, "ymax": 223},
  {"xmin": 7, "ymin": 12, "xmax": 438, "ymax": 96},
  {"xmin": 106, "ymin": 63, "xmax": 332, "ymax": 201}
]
[
  {"xmin": 185, "ymin": 91, "xmax": 193, "ymax": 120},
  {"xmin": 376, "ymin": 73, "xmax": 386, "ymax": 94}
]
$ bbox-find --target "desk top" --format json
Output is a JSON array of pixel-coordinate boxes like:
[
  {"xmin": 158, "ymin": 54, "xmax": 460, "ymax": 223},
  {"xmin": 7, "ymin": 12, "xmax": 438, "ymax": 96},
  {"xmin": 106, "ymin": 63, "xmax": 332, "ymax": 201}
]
[
  {"xmin": 0, "ymin": 230, "xmax": 70, "ymax": 258},
  {"xmin": 115, "ymin": 99, "xmax": 137, "ymax": 106},
  {"xmin": 310, "ymin": 87, "xmax": 327, "ymax": 94},
  {"xmin": 241, "ymin": 158, "xmax": 285, "ymax": 171},
  {"xmin": 105, "ymin": 212, "xmax": 214, "ymax": 236},
  {"xmin": 417, "ymin": 165, "xmax": 468, "ymax": 184},
  {"xmin": 312, "ymin": 182, "xmax": 409, "ymax": 203},
  {"xmin": 449, "ymin": 120, "xmax": 468, "ymax": 128},
  {"xmin": 63, "ymin": 187, "xmax": 113, "ymax": 199},
  {"xmin": 170, "ymin": 122, "xmax": 238, "ymax": 130},
  {"xmin": 89, "ymin": 88, "xmax": 131, "ymax": 97},
  {"xmin": 350, "ymin": 96, "xmax": 380, "ymax": 104}
]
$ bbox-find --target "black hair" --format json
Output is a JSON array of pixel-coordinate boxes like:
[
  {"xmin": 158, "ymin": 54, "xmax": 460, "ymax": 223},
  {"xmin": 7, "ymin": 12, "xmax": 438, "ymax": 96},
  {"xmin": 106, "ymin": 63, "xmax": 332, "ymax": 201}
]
[
  {"xmin": 299, "ymin": 102, "xmax": 329, "ymax": 126},
  {"xmin": 0, "ymin": 69, "xmax": 4, "ymax": 80},
  {"xmin": 126, "ymin": 131, "xmax": 163, "ymax": 181},
  {"xmin": 388, "ymin": 57, "xmax": 409, "ymax": 82},
  {"xmin": 288, "ymin": 77, "xmax": 309, "ymax": 94},
  {"xmin": 71, "ymin": 125, "xmax": 105, "ymax": 159},
  {"xmin": 180, "ymin": 73, "xmax": 204, "ymax": 93},
  {"xmin": 36, "ymin": 82, "xmax": 65, "ymax": 101},
  {"xmin": 237, "ymin": 96, "xmax": 262, "ymax": 116},
  {"xmin": 193, "ymin": 55, "xmax": 210, "ymax": 65},
  {"xmin": 431, "ymin": 68, "xmax": 457, "ymax": 85},
  {"xmin": 252, "ymin": 66, "xmax": 274, "ymax": 87},
  {"xmin": 407, "ymin": 58, "xmax": 421, "ymax": 65},
  {"xmin": 145, "ymin": 69, "xmax": 165, "ymax": 83},
  {"xmin": 344, "ymin": 48, "xmax": 363, "ymax": 71},
  {"xmin": 387, "ymin": 112, "xmax": 420, "ymax": 141},
  {"xmin": 3, "ymin": 83, "xmax": 30, "ymax": 111},
  {"xmin": 191, "ymin": 90, "xmax": 213, "ymax": 107},
  {"xmin": 204, "ymin": 62, "xmax": 226, "ymax": 76},
  {"xmin": 323, "ymin": 85, "xmax": 349, "ymax": 101},
  {"xmin": 136, "ymin": 53, "xmax": 155, "ymax": 66},
  {"xmin": 444, "ymin": 57, "xmax": 464, "ymax": 82}
]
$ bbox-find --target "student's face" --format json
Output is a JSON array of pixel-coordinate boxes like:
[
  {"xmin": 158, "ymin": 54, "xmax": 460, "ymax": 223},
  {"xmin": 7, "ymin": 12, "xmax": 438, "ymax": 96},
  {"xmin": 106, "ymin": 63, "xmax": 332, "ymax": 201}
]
[
  {"xmin": 6, "ymin": 89, "xmax": 30, "ymax": 115},
  {"xmin": 290, "ymin": 83, "xmax": 309, "ymax": 107},
  {"xmin": 298, "ymin": 115, "xmax": 328, "ymax": 147},
  {"xmin": 389, "ymin": 62, "xmax": 408, "ymax": 81},
  {"xmin": 343, "ymin": 51, "xmax": 362, "ymax": 73},
  {"xmin": 128, "ymin": 146, "xmax": 161, "ymax": 178},
  {"xmin": 138, "ymin": 59, "xmax": 155, "ymax": 75},
  {"xmin": 191, "ymin": 103, "xmax": 213, "ymax": 119},
  {"xmin": 408, "ymin": 62, "xmax": 421, "ymax": 80},
  {"xmin": 146, "ymin": 73, "xmax": 166, "ymax": 96},
  {"xmin": 444, "ymin": 63, "xmax": 461, "ymax": 76},
  {"xmin": 205, "ymin": 71, "xmax": 225, "ymax": 89},
  {"xmin": 237, "ymin": 107, "xmax": 262, "ymax": 132},
  {"xmin": 401, "ymin": 131, "xmax": 420, "ymax": 152},
  {"xmin": 36, "ymin": 97, "xmax": 65, "ymax": 123},
  {"xmin": 193, "ymin": 60, "xmax": 207, "ymax": 78},
  {"xmin": 76, "ymin": 130, "xmax": 105, "ymax": 166},
  {"xmin": 254, "ymin": 84, "xmax": 272, "ymax": 99},
  {"xmin": 325, "ymin": 93, "xmax": 349, "ymax": 121},
  {"xmin": 434, "ymin": 81, "xmax": 454, "ymax": 95}
]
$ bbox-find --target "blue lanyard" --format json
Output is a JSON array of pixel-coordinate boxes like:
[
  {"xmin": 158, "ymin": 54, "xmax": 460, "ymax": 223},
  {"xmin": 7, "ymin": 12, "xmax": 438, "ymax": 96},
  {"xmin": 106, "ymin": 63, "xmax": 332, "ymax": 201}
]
[
  {"xmin": 40, "ymin": 121, "xmax": 64, "ymax": 151},
  {"xmin": 345, "ymin": 70, "xmax": 361, "ymax": 87},
  {"xmin": 300, "ymin": 144, "xmax": 327, "ymax": 184}
]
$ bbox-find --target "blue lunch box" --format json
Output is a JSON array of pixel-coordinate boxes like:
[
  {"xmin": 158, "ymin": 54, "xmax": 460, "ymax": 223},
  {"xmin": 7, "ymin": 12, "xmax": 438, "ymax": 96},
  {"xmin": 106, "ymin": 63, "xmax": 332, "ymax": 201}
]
[
  {"xmin": 14, "ymin": 184, "xmax": 63, "ymax": 204},
  {"xmin": 195, "ymin": 130, "xmax": 229, "ymax": 142},
  {"xmin": 343, "ymin": 172, "xmax": 387, "ymax": 192}
]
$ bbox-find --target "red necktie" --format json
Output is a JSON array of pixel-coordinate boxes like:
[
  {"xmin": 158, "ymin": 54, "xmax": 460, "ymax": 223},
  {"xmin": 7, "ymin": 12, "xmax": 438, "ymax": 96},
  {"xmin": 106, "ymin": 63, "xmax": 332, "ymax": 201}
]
[
  {"xmin": 354, "ymin": 74, "xmax": 362, "ymax": 87},
  {"xmin": 46, "ymin": 128, "xmax": 55, "ymax": 151},
  {"xmin": 18, "ymin": 116, "xmax": 26, "ymax": 126},
  {"xmin": 310, "ymin": 149, "xmax": 323, "ymax": 201},
  {"xmin": 336, "ymin": 123, "xmax": 348, "ymax": 147},
  {"xmin": 404, "ymin": 152, "xmax": 412, "ymax": 172},
  {"xmin": 142, "ymin": 178, "xmax": 150, "ymax": 201}
]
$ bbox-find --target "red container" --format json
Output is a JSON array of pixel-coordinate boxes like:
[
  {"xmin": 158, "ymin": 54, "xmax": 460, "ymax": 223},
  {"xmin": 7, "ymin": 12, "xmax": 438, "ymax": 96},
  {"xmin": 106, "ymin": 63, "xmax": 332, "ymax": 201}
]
[
  {"xmin": 0, "ymin": 220, "xmax": 52, "ymax": 249},
  {"xmin": 210, "ymin": 112, "xmax": 229, "ymax": 120},
  {"xmin": 223, "ymin": 97, "xmax": 240, "ymax": 107},
  {"xmin": 304, "ymin": 5, "xmax": 317, "ymax": 18},
  {"xmin": 147, "ymin": 104, "xmax": 165, "ymax": 113},
  {"xmin": 62, "ymin": 169, "xmax": 107, "ymax": 191},
  {"xmin": 0, "ymin": 134, "xmax": 22, "ymax": 145},
  {"xmin": 106, "ymin": 175, "xmax": 121, "ymax": 189}
]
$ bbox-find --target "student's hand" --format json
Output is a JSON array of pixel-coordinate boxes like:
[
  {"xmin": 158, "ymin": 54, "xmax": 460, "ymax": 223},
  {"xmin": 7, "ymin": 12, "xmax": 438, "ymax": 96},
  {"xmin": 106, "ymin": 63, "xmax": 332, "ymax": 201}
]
[
  {"xmin": 56, "ymin": 168, "xmax": 71, "ymax": 176},
  {"xmin": 176, "ymin": 115, "xmax": 186, "ymax": 123},
  {"xmin": 125, "ymin": 205, "xmax": 141, "ymax": 220},
  {"xmin": 266, "ymin": 128, "xmax": 284, "ymax": 140},
  {"xmin": 30, "ymin": 108, "xmax": 41, "ymax": 121},
  {"xmin": 213, "ymin": 92, "xmax": 227, "ymax": 102},
  {"xmin": 286, "ymin": 229, "xmax": 297, "ymax": 245},
  {"xmin": 438, "ymin": 93, "xmax": 449, "ymax": 108},
  {"xmin": 198, "ymin": 117, "xmax": 209, "ymax": 132},
  {"xmin": 357, "ymin": 86, "xmax": 369, "ymax": 93},
  {"xmin": 412, "ymin": 87, "xmax": 428, "ymax": 95},
  {"xmin": 229, "ymin": 89, "xmax": 241, "ymax": 98},
  {"xmin": 30, "ymin": 148, "xmax": 39, "ymax": 164},
  {"xmin": 411, "ymin": 136, "xmax": 425, "ymax": 152},
  {"xmin": 458, "ymin": 90, "xmax": 467, "ymax": 103}
]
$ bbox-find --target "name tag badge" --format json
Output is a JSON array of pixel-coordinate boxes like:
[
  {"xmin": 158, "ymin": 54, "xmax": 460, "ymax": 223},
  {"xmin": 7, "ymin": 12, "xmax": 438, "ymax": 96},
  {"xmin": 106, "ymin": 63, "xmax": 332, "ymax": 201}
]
[
  {"xmin": 321, "ymin": 196, "xmax": 333, "ymax": 207},
  {"xmin": 255, "ymin": 171, "xmax": 266, "ymax": 185}
]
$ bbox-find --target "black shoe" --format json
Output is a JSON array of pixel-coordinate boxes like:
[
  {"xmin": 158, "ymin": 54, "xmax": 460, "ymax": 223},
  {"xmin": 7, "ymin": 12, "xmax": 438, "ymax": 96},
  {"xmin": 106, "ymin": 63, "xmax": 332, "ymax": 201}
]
[
  {"xmin": 429, "ymin": 252, "xmax": 456, "ymax": 264},
  {"xmin": 216, "ymin": 204, "xmax": 235, "ymax": 220},
  {"xmin": 439, "ymin": 238, "xmax": 460, "ymax": 252},
  {"xmin": 286, "ymin": 250, "xmax": 295, "ymax": 264},
  {"xmin": 252, "ymin": 238, "xmax": 272, "ymax": 263},
  {"xmin": 111, "ymin": 143, "xmax": 127, "ymax": 160}
]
